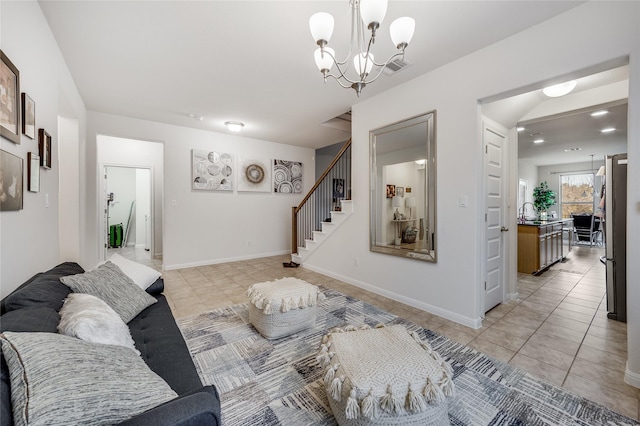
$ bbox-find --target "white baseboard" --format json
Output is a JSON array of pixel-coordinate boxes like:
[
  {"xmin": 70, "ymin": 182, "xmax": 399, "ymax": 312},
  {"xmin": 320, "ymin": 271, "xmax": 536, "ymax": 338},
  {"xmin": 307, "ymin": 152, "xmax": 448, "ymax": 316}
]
[
  {"xmin": 163, "ymin": 250, "xmax": 290, "ymax": 271},
  {"xmin": 302, "ymin": 263, "xmax": 483, "ymax": 329},
  {"xmin": 625, "ymin": 362, "xmax": 640, "ymax": 389}
]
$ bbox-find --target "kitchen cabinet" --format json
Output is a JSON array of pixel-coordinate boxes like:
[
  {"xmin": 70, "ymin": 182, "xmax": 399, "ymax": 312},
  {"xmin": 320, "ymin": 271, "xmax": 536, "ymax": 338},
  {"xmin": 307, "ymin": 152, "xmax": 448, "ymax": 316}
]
[{"xmin": 517, "ymin": 219, "xmax": 572, "ymax": 274}]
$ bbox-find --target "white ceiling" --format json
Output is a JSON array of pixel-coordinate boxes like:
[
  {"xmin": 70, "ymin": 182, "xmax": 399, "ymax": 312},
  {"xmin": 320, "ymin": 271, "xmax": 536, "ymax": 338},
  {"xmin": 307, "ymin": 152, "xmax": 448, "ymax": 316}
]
[
  {"xmin": 482, "ymin": 65, "xmax": 629, "ymax": 166},
  {"xmin": 38, "ymin": 0, "xmax": 586, "ymax": 150}
]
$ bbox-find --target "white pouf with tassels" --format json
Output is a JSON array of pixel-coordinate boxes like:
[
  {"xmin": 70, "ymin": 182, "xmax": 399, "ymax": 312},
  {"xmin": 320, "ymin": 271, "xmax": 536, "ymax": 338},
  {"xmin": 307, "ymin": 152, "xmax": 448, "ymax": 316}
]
[
  {"xmin": 247, "ymin": 277, "xmax": 324, "ymax": 340},
  {"xmin": 317, "ymin": 324, "xmax": 454, "ymax": 426}
]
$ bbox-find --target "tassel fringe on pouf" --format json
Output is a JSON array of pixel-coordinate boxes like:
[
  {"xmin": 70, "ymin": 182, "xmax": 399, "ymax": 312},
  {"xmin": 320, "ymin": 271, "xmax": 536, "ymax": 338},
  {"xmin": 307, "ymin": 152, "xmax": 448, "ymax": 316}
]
[{"xmin": 317, "ymin": 324, "xmax": 454, "ymax": 425}]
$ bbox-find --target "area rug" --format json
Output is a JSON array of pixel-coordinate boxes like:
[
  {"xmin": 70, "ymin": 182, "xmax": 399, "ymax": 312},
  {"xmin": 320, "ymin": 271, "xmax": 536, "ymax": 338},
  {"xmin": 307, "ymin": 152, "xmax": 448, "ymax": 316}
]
[{"xmin": 177, "ymin": 288, "xmax": 639, "ymax": 426}]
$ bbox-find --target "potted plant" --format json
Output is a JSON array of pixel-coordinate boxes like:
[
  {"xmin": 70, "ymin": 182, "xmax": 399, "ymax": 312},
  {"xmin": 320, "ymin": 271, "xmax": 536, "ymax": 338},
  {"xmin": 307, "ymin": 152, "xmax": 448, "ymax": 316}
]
[{"xmin": 533, "ymin": 181, "xmax": 556, "ymax": 220}]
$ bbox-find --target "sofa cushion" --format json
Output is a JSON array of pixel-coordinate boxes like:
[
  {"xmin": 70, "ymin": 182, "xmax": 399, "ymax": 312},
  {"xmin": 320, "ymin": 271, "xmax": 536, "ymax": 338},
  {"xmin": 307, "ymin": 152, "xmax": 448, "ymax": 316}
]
[
  {"xmin": 101, "ymin": 253, "xmax": 162, "ymax": 291},
  {"xmin": 58, "ymin": 293, "xmax": 139, "ymax": 354},
  {"xmin": 145, "ymin": 277, "xmax": 164, "ymax": 295},
  {"xmin": 2, "ymin": 262, "xmax": 83, "ymax": 313},
  {"xmin": 129, "ymin": 295, "xmax": 204, "ymax": 395},
  {"xmin": 60, "ymin": 261, "xmax": 157, "ymax": 323},
  {"xmin": 1, "ymin": 331, "xmax": 178, "ymax": 426}
]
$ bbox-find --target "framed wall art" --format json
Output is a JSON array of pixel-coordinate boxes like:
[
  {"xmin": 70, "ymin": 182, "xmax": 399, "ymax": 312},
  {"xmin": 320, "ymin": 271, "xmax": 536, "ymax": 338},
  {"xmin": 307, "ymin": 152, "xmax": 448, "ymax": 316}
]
[
  {"xmin": 0, "ymin": 149, "xmax": 23, "ymax": 211},
  {"xmin": 38, "ymin": 129, "xmax": 52, "ymax": 169},
  {"xmin": 396, "ymin": 186, "xmax": 404, "ymax": 197},
  {"xmin": 28, "ymin": 152, "xmax": 40, "ymax": 192},
  {"xmin": 21, "ymin": 93, "xmax": 35, "ymax": 139},
  {"xmin": 1, "ymin": 50, "xmax": 20, "ymax": 144},
  {"xmin": 386, "ymin": 184, "xmax": 395, "ymax": 198},
  {"xmin": 238, "ymin": 156, "xmax": 271, "ymax": 192},
  {"xmin": 273, "ymin": 159, "xmax": 303, "ymax": 194},
  {"xmin": 192, "ymin": 149, "xmax": 234, "ymax": 191}
]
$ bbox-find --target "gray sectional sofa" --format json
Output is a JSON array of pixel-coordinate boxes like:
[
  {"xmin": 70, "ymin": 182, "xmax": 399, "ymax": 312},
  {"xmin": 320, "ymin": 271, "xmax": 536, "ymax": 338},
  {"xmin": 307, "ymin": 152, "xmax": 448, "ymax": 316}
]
[{"xmin": 0, "ymin": 262, "xmax": 221, "ymax": 426}]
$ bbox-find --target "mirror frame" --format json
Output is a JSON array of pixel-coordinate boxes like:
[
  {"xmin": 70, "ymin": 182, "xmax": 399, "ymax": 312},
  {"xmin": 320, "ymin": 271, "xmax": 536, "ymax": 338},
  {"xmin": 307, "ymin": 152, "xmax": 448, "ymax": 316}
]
[{"xmin": 369, "ymin": 111, "xmax": 437, "ymax": 262}]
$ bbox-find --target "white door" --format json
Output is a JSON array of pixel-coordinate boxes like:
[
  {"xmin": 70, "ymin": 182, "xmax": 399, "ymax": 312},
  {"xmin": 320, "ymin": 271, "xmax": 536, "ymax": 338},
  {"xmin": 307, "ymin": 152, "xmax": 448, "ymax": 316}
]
[{"xmin": 484, "ymin": 120, "xmax": 508, "ymax": 312}]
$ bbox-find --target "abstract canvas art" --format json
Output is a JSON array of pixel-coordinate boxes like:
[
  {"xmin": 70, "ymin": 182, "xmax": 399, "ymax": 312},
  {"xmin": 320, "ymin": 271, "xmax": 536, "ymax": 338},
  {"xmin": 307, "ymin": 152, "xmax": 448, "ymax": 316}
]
[
  {"xmin": 273, "ymin": 159, "xmax": 302, "ymax": 194},
  {"xmin": 238, "ymin": 157, "xmax": 271, "ymax": 193},
  {"xmin": 192, "ymin": 149, "xmax": 233, "ymax": 191}
]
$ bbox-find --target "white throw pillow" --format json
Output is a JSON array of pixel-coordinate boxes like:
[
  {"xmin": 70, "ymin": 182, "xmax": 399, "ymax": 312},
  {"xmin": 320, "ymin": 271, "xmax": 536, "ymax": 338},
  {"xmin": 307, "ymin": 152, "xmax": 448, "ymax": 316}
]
[
  {"xmin": 102, "ymin": 253, "xmax": 161, "ymax": 290},
  {"xmin": 58, "ymin": 293, "xmax": 140, "ymax": 355}
]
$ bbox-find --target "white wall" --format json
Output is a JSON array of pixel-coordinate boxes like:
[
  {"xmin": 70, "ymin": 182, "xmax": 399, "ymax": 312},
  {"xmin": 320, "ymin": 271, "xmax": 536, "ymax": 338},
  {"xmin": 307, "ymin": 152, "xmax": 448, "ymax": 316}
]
[
  {"xmin": 0, "ymin": 1, "xmax": 86, "ymax": 297},
  {"xmin": 58, "ymin": 116, "xmax": 81, "ymax": 262},
  {"xmin": 135, "ymin": 169, "xmax": 151, "ymax": 247},
  {"xmin": 303, "ymin": 2, "xmax": 639, "ymax": 339},
  {"xmin": 85, "ymin": 112, "xmax": 315, "ymax": 270}
]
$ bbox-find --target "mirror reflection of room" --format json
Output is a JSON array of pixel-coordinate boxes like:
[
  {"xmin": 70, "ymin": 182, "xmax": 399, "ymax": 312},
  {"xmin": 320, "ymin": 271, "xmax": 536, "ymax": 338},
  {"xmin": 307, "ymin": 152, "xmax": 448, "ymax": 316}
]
[{"xmin": 370, "ymin": 112, "xmax": 436, "ymax": 262}]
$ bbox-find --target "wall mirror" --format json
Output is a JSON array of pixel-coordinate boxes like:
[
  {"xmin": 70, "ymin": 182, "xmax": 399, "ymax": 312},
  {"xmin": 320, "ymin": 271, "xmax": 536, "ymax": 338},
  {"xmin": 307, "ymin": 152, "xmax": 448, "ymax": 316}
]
[{"xmin": 370, "ymin": 111, "xmax": 436, "ymax": 262}]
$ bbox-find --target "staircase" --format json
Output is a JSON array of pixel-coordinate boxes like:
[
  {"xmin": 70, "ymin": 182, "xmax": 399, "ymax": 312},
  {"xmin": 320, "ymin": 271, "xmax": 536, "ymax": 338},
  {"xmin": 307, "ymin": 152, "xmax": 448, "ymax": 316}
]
[
  {"xmin": 291, "ymin": 199, "xmax": 353, "ymax": 264},
  {"xmin": 291, "ymin": 139, "xmax": 351, "ymax": 265}
]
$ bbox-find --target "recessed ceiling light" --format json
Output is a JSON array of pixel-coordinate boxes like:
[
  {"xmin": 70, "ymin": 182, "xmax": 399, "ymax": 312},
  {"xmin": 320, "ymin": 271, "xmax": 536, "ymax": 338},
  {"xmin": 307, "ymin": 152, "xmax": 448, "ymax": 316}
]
[
  {"xmin": 225, "ymin": 121, "xmax": 245, "ymax": 132},
  {"xmin": 516, "ymin": 126, "xmax": 525, "ymax": 132},
  {"xmin": 187, "ymin": 113, "xmax": 204, "ymax": 121},
  {"xmin": 590, "ymin": 110, "xmax": 609, "ymax": 117},
  {"xmin": 542, "ymin": 80, "xmax": 577, "ymax": 97},
  {"xmin": 601, "ymin": 127, "xmax": 615, "ymax": 133},
  {"xmin": 564, "ymin": 147, "xmax": 582, "ymax": 152},
  {"xmin": 533, "ymin": 139, "xmax": 544, "ymax": 144}
]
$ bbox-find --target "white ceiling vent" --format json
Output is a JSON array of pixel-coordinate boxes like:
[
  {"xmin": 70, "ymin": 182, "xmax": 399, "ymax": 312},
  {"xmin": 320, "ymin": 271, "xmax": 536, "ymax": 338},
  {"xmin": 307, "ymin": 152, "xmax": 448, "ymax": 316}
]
[{"xmin": 383, "ymin": 58, "xmax": 412, "ymax": 76}]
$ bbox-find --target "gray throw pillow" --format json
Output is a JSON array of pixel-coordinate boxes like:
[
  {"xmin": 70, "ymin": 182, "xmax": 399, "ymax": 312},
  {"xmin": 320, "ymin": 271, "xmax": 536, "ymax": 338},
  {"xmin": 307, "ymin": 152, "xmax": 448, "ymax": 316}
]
[
  {"xmin": 1, "ymin": 331, "xmax": 177, "ymax": 426},
  {"xmin": 60, "ymin": 261, "xmax": 156, "ymax": 323}
]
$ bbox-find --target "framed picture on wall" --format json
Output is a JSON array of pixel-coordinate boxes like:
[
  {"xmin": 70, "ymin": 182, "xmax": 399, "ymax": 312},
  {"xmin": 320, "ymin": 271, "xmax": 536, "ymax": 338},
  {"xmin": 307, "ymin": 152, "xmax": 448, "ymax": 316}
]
[
  {"xmin": 0, "ymin": 149, "xmax": 23, "ymax": 211},
  {"xmin": 21, "ymin": 93, "xmax": 35, "ymax": 139},
  {"xmin": 1, "ymin": 50, "xmax": 21, "ymax": 144},
  {"xmin": 28, "ymin": 152, "xmax": 40, "ymax": 192},
  {"xmin": 386, "ymin": 184, "xmax": 395, "ymax": 198},
  {"xmin": 396, "ymin": 187, "xmax": 404, "ymax": 197},
  {"xmin": 38, "ymin": 129, "xmax": 52, "ymax": 169}
]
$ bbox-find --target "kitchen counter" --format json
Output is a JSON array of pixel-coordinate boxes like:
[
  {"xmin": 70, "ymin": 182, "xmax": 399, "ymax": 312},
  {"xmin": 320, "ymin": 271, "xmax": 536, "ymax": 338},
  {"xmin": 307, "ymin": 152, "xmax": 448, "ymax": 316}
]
[{"xmin": 517, "ymin": 218, "xmax": 573, "ymax": 274}]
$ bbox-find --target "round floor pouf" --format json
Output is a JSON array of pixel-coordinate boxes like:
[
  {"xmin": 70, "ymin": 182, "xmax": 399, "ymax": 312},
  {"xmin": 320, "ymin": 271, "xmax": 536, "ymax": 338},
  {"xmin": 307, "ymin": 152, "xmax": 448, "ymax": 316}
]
[
  {"xmin": 317, "ymin": 324, "xmax": 454, "ymax": 425},
  {"xmin": 247, "ymin": 277, "xmax": 324, "ymax": 340}
]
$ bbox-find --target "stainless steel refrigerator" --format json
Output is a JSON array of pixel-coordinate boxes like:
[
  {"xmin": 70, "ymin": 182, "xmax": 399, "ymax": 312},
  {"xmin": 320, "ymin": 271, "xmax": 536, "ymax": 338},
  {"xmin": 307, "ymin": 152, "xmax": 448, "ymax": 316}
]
[{"xmin": 605, "ymin": 153, "xmax": 627, "ymax": 322}]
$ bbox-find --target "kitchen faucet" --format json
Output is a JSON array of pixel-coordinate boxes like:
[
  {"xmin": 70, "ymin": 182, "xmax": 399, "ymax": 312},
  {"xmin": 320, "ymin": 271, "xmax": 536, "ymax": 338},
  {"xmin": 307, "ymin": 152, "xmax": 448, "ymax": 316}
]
[{"xmin": 519, "ymin": 202, "xmax": 537, "ymax": 222}]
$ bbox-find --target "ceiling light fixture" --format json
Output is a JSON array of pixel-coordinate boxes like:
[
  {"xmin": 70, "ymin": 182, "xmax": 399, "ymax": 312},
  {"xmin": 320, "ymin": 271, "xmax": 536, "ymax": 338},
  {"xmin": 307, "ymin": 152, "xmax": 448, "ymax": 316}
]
[
  {"xmin": 542, "ymin": 80, "xmax": 577, "ymax": 97},
  {"xmin": 225, "ymin": 121, "xmax": 245, "ymax": 132},
  {"xmin": 533, "ymin": 139, "xmax": 545, "ymax": 144},
  {"xmin": 309, "ymin": 0, "xmax": 415, "ymax": 97},
  {"xmin": 590, "ymin": 110, "xmax": 609, "ymax": 117},
  {"xmin": 601, "ymin": 127, "xmax": 615, "ymax": 133},
  {"xmin": 516, "ymin": 126, "xmax": 525, "ymax": 132},
  {"xmin": 188, "ymin": 113, "xmax": 204, "ymax": 121},
  {"xmin": 564, "ymin": 147, "xmax": 582, "ymax": 152}
]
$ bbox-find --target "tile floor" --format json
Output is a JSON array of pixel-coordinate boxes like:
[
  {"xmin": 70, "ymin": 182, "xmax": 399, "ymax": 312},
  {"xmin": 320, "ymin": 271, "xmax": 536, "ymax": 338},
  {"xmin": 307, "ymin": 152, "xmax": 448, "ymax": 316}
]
[{"xmin": 112, "ymin": 244, "xmax": 639, "ymax": 420}]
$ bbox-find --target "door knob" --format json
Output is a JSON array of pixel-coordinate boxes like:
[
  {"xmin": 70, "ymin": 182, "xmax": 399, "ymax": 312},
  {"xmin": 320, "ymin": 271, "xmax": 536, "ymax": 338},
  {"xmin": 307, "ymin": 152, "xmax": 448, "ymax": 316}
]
[{"xmin": 500, "ymin": 226, "xmax": 509, "ymax": 232}]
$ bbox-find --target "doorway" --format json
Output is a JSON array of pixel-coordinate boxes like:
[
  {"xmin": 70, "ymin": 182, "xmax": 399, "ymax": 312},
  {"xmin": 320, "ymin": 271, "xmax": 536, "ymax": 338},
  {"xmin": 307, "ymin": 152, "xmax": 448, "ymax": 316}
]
[
  {"xmin": 480, "ymin": 62, "xmax": 629, "ymax": 314},
  {"xmin": 105, "ymin": 166, "xmax": 152, "ymax": 263},
  {"xmin": 96, "ymin": 135, "xmax": 164, "ymax": 266}
]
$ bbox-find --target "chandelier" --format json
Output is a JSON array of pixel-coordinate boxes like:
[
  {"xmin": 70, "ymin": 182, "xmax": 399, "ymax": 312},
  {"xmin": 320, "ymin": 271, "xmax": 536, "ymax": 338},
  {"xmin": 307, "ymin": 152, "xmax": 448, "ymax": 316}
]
[{"xmin": 309, "ymin": 0, "xmax": 415, "ymax": 96}]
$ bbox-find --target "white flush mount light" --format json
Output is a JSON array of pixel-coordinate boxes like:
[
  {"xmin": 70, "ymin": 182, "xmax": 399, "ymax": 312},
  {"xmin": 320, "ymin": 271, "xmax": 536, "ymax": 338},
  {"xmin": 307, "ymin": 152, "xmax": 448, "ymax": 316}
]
[
  {"xmin": 415, "ymin": 159, "xmax": 426, "ymax": 165},
  {"xmin": 601, "ymin": 127, "xmax": 615, "ymax": 133},
  {"xmin": 533, "ymin": 139, "xmax": 545, "ymax": 144},
  {"xmin": 225, "ymin": 121, "xmax": 245, "ymax": 132},
  {"xmin": 590, "ymin": 110, "xmax": 609, "ymax": 117},
  {"xmin": 542, "ymin": 80, "xmax": 577, "ymax": 97},
  {"xmin": 188, "ymin": 113, "xmax": 204, "ymax": 121},
  {"xmin": 516, "ymin": 126, "xmax": 525, "ymax": 132}
]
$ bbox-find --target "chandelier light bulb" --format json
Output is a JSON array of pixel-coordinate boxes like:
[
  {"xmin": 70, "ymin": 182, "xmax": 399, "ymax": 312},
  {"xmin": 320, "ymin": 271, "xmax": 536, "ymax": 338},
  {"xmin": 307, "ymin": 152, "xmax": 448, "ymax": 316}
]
[
  {"xmin": 353, "ymin": 52, "xmax": 374, "ymax": 77},
  {"xmin": 390, "ymin": 17, "xmax": 415, "ymax": 49},
  {"xmin": 360, "ymin": 0, "xmax": 388, "ymax": 29},
  {"xmin": 309, "ymin": 12, "xmax": 334, "ymax": 45},
  {"xmin": 314, "ymin": 47, "xmax": 335, "ymax": 73}
]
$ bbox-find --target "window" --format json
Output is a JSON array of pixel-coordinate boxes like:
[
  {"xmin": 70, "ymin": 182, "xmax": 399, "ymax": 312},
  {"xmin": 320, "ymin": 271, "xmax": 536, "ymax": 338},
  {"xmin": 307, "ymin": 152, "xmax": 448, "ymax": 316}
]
[{"xmin": 560, "ymin": 173, "xmax": 594, "ymax": 218}]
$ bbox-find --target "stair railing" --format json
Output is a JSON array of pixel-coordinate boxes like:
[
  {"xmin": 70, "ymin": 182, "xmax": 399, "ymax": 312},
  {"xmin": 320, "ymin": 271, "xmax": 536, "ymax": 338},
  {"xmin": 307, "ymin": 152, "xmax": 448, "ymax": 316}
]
[{"xmin": 292, "ymin": 139, "xmax": 352, "ymax": 254}]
